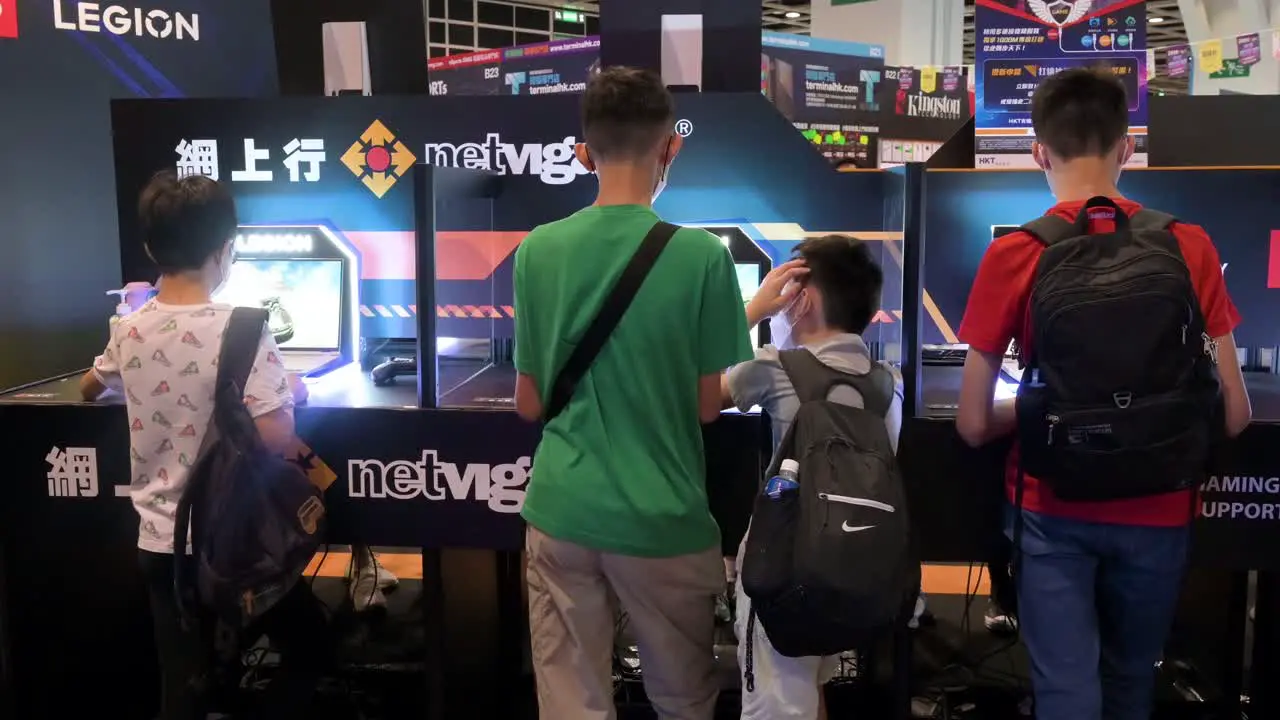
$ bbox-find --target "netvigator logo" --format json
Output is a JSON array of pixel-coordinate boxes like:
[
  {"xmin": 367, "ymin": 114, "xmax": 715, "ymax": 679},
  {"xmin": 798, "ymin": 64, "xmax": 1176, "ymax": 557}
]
[
  {"xmin": 423, "ymin": 133, "xmax": 590, "ymax": 186},
  {"xmin": 54, "ymin": 1, "xmax": 199, "ymax": 42}
]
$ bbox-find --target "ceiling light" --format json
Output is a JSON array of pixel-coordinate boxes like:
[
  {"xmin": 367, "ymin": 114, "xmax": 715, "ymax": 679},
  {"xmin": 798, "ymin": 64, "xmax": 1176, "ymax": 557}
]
[
  {"xmin": 1149, "ymin": 16, "xmax": 1165, "ymax": 23},
  {"xmin": 785, "ymin": 11, "xmax": 801, "ymax": 18}
]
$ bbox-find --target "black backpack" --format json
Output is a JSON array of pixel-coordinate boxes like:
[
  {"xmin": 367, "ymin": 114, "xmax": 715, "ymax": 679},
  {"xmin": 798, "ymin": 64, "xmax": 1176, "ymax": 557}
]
[
  {"xmin": 174, "ymin": 307, "xmax": 326, "ymax": 627},
  {"xmin": 1014, "ymin": 196, "xmax": 1220, "ymax": 502},
  {"xmin": 740, "ymin": 349, "xmax": 919, "ymax": 677}
]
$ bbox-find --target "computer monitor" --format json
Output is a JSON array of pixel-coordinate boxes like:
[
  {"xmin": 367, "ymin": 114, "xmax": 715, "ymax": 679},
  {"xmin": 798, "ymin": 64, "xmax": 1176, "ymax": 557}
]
[
  {"xmin": 992, "ymin": 225, "xmax": 1021, "ymax": 241},
  {"xmin": 214, "ymin": 258, "xmax": 344, "ymax": 352},
  {"xmin": 735, "ymin": 262, "xmax": 764, "ymax": 348},
  {"xmin": 690, "ymin": 224, "xmax": 771, "ymax": 348}
]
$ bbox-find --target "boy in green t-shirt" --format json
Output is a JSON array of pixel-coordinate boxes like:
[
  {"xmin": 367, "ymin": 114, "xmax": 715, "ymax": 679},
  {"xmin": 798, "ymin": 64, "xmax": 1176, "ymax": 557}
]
[{"xmin": 513, "ymin": 67, "xmax": 753, "ymax": 720}]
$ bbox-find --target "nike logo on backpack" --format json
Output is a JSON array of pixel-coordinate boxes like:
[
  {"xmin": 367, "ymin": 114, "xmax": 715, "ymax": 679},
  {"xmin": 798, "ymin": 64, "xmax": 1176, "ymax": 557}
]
[{"xmin": 841, "ymin": 522, "xmax": 874, "ymax": 533}]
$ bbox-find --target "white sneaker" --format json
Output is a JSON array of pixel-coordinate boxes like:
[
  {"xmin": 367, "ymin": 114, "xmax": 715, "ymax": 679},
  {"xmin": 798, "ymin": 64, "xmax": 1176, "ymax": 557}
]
[
  {"xmin": 350, "ymin": 573, "xmax": 387, "ymax": 613},
  {"xmin": 370, "ymin": 552, "xmax": 399, "ymax": 591},
  {"xmin": 349, "ymin": 548, "xmax": 399, "ymax": 589},
  {"xmin": 348, "ymin": 549, "xmax": 398, "ymax": 612},
  {"xmin": 908, "ymin": 593, "xmax": 927, "ymax": 630},
  {"xmin": 984, "ymin": 599, "xmax": 1018, "ymax": 634}
]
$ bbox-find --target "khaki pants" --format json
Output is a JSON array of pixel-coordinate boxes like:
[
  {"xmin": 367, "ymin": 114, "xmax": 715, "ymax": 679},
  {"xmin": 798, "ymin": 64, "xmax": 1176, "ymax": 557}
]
[{"xmin": 526, "ymin": 525, "xmax": 724, "ymax": 720}]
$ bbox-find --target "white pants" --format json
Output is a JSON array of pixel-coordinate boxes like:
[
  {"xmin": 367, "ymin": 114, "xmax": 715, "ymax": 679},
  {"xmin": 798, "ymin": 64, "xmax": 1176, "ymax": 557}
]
[{"xmin": 734, "ymin": 534, "xmax": 838, "ymax": 720}]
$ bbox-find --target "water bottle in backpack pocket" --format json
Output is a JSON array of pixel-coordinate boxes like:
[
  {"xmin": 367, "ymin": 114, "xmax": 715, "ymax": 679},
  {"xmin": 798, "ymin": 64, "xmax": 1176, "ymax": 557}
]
[{"xmin": 764, "ymin": 459, "xmax": 801, "ymax": 499}]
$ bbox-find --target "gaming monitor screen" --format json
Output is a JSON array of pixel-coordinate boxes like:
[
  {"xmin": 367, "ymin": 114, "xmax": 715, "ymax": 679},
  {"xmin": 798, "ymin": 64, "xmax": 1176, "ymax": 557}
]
[
  {"xmin": 992, "ymin": 225, "xmax": 1020, "ymax": 241},
  {"xmin": 735, "ymin": 263, "xmax": 763, "ymax": 347},
  {"xmin": 214, "ymin": 259, "xmax": 343, "ymax": 351}
]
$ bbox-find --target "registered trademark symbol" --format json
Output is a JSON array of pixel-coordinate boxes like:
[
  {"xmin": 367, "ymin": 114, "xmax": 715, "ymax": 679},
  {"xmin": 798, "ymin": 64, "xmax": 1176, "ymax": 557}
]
[{"xmin": 674, "ymin": 119, "xmax": 694, "ymax": 137}]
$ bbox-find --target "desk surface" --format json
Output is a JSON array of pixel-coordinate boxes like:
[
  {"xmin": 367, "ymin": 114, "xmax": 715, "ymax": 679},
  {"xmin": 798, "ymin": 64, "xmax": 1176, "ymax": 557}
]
[
  {"xmin": 0, "ymin": 361, "xmax": 762, "ymax": 418},
  {"xmin": 0, "ymin": 367, "xmax": 426, "ymax": 410},
  {"xmin": 0, "ymin": 359, "xmax": 515, "ymax": 411},
  {"xmin": 921, "ymin": 366, "xmax": 1280, "ymax": 422}
]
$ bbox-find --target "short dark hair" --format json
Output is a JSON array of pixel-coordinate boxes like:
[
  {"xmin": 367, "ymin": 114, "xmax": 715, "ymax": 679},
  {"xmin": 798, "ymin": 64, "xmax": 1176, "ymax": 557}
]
[
  {"xmin": 795, "ymin": 235, "xmax": 883, "ymax": 334},
  {"xmin": 1031, "ymin": 67, "xmax": 1130, "ymax": 160},
  {"xmin": 581, "ymin": 66, "xmax": 674, "ymax": 161},
  {"xmin": 138, "ymin": 171, "xmax": 237, "ymax": 274}
]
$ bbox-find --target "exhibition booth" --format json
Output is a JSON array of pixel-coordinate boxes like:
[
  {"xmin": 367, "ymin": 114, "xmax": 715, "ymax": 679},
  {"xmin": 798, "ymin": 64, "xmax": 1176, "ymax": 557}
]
[
  {"xmin": 4, "ymin": 81, "xmax": 1280, "ymax": 717},
  {"xmin": 0, "ymin": 91, "xmax": 912, "ymax": 718},
  {"xmin": 2, "ymin": 10, "xmax": 1280, "ymax": 718}
]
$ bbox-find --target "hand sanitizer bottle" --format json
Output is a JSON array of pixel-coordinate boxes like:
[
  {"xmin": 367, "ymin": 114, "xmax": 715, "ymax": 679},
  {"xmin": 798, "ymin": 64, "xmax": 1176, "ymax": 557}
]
[{"xmin": 106, "ymin": 289, "xmax": 133, "ymax": 331}]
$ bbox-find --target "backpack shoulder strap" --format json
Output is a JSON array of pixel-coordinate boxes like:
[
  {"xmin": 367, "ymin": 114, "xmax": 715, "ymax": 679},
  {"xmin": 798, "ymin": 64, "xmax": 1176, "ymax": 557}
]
[
  {"xmin": 193, "ymin": 306, "xmax": 268, "ymax": 457},
  {"xmin": 175, "ymin": 307, "xmax": 265, "ymax": 622},
  {"xmin": 220, "ymin": 307, "xmax": 269, "ymax": 400},
  {"xmin": 776, "ymin": 349, "xmax": 895, "ymax": 418},
  {"xmin": 1130, "ymin": 208, "xmax": 1194, "ymax": 272},
  {"xmin": 853, "ymin": 365, "xmax": 897, "ymax": 419},
  {"xmin": 180, "ymin": 307, "xmax": 268, "ymax": 458},
  {"xmin": 1020, "ymin": 215, "xmax": 1077, "ymax": 247},
  {"xmin": 1130, "ymin": 209, "xmax": 1176, "ymax": 232}
]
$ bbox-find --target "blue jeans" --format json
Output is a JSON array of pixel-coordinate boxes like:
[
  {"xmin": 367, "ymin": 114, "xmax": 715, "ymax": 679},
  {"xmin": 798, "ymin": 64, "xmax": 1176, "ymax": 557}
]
[{"xmin": 1005, "ymin": 506, "xmax": 1190, "ymax": 720}]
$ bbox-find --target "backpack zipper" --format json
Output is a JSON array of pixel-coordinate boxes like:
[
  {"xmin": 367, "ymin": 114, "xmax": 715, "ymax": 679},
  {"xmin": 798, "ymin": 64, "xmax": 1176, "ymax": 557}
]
[
  {"xmin": 817, "ymin": 439, "xmax": 895, "ymax": 528},
  {"xmin": 1032, "ymin": 251, "xmax": 1186, "ymax": 298},
  {"xmin": 814, "ymin": 435, "xmax": 887, "ymax": 462},
  {"xmin": 1046, "ymin": 414, "xmax": 1059, "ymax": 446},
  {"xmin": 1036, "ymin": 272, "xmax": 1184, "ymax": 308},
  {"xmin": 818, "ymin": 492, "xmax": 897, "ymax": 513},
  {"xmin": 1041, "ymin": 290, "xmax": 1184, "ymax": 335}
]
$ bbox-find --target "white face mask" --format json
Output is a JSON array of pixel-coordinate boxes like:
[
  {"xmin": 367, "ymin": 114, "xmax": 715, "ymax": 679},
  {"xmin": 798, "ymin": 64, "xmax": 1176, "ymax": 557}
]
[
  {"xmin": 652, "ymin": 160, "xmax": 670, "ymax": 203},
  {"xmin": 770, "ymin": 300, "xmax": 799, "ymax": 350},
  {"xmin": 652, "ymin": 137, "xmax": 674, "ymax": 203},
  {"xmin": 769, "ymin": 312, "xmax": 793, "ymax": 350},
  {"xmin": 211, "ymin": 247, "xmax": 233, "ymax": 297}
]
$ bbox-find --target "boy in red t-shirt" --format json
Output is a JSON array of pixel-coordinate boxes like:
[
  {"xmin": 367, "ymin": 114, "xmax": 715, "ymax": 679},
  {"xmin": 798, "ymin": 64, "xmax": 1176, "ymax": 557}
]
[{"xmin": 955, "ymin": 68, "xmax": 1252, "ymax": 720}]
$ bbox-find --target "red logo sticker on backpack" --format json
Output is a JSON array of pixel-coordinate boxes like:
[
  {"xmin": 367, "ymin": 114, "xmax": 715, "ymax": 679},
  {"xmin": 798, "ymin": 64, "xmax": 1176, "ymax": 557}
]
[{"xmin": 0, "ymin": 1, "xmax": 18, "ymax": 39}]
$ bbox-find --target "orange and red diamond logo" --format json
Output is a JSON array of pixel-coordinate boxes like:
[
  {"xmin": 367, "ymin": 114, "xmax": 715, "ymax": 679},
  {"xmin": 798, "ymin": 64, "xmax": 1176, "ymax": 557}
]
[{"xmin": 340, "ymin": 120, "xmax": 417, "ymax": 198}]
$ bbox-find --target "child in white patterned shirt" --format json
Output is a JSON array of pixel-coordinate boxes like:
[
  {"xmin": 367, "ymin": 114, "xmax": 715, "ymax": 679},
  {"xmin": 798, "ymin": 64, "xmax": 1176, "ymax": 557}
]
[{"xmin": 80, "ymin": 171, "xmax": 326, "ymax": 720}]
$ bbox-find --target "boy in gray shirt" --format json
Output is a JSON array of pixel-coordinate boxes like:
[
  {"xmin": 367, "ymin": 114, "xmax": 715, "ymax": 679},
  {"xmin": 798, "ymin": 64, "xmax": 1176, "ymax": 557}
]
[{"xmin": 721, "ymin": 236, "xmax": 903, "ymax": 720}]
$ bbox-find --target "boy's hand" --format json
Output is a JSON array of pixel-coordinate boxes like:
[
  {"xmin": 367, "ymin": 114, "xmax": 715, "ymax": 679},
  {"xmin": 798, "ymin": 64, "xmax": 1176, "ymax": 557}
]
[
  {"xmin": 288, "ymin": 374, "xmax": 309, "ymax": 405},
  {"xmin": 746, "ymin": 259, "xmax": 808, "ymax": 327}
]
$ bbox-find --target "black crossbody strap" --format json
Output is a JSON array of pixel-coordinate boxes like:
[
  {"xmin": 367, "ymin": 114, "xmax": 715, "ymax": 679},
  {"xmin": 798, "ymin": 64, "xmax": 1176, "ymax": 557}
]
[{"xmin": 543, "ymin": 221, "xmax": 679, "ymax": 423}]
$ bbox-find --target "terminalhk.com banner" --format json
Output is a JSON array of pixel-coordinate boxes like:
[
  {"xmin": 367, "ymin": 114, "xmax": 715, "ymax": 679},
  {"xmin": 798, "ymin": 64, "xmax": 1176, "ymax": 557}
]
[{"xmin": 428, "ymin": 37, "xmax": 599, "ymax": 97}]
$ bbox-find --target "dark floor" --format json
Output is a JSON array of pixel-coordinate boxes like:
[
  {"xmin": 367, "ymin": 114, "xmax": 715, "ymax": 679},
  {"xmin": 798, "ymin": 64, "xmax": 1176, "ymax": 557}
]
[{"xmin": 239, "ymin": 575, "xmax": 1245, "ymax": 720}]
